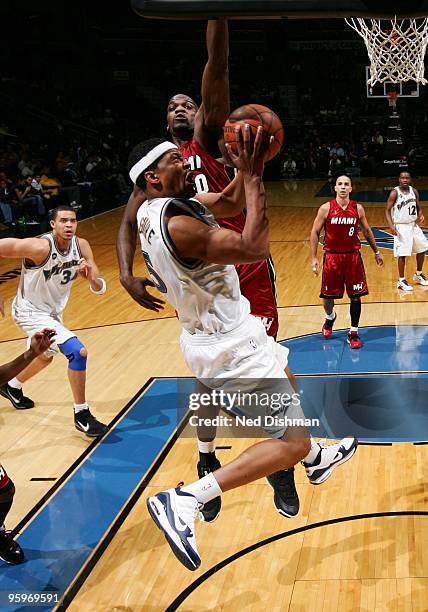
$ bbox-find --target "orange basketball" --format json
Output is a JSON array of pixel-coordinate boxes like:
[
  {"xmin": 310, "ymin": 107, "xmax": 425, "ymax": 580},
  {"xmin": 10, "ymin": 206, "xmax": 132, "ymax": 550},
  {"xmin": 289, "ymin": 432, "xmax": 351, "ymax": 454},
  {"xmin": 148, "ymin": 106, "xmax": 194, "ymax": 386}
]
[{"xmin": 223, "ymin": 104, "xmax": 284, "ymax": 161}]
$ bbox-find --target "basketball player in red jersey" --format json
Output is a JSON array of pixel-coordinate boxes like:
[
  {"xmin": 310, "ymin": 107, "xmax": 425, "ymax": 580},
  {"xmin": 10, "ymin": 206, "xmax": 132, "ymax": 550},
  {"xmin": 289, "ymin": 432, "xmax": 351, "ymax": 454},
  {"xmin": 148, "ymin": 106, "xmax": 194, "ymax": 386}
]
[
  {"xmin": 310, "ymin": 175, "xmax": 383, "ymax": 349},
  {"xmin": 0, "ymin": 326, "xmax": 55, "ymax": 564},
  {"xmin": 117, "ymin": 20, "xmax": 297, "ymax": 520}
]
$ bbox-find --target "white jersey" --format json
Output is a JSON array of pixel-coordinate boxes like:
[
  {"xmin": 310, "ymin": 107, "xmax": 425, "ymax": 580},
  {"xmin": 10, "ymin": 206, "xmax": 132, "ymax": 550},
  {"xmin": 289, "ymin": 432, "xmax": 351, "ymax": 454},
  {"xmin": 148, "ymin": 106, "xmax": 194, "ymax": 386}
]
[
  {"xmin": 392, "ymin": 185, "xmax": 418, "ymax": 224},
  {"xmin": 13, "ymin": 233, "xmax": 82, "ymax": 317},
  {"xmin": 137, "ymin": 196, "xmax": 250, "ymax": 335}
]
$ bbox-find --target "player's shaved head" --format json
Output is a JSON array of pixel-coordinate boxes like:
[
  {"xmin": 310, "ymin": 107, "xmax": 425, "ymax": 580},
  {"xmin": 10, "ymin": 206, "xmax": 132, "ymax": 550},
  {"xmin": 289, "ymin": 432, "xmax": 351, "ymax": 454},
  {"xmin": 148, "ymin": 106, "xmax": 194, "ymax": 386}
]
[{"xmin": 168, "ymin": 94, "xmax": 198, "ymax": 108}]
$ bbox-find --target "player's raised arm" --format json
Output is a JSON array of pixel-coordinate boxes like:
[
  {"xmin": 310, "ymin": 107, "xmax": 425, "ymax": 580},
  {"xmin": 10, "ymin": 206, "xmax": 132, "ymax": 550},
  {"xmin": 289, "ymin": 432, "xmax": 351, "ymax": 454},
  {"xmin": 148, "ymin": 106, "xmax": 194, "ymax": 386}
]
[
  {"xmin": 195, "ymin": 19, "xmax": 230, "ymax": 155},
  {"xmin": 310, "ymin": 203, "xmax": 329, "ymax": 275},
  {"xmin": 116, "ymin": 186, "xmax": 165, "ymax": 311},
  {"xmin": 0, "ymin": 237, "xmax": 49, "ymax": 264},
  {"xmin": 358, "ymin": 204, "xmax": 383, "ymax": 266},
  {"xmin": 385, "ymin": 189, "xmax": 398, "ymax": 235},
  {"xmin": 168, "ymin": 125, "xmax": 269, "ymax": 264}
]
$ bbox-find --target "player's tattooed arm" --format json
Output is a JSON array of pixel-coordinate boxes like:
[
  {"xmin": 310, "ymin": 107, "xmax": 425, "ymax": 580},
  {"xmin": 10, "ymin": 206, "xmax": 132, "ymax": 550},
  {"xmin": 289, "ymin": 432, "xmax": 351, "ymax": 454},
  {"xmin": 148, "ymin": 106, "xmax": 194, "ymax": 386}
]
[
  {"xmin": 310, "ymin": 203, "xmax": 329, "ymax": 275},
  {"xmin": 116, "ymin": 186, "xmax": 165, "ymax": 311},
  {"xmin": 169, "ymin": 126, "xmax": 269, "ymax": 264},
  {"xmin": 358, "ymin": 204, "xmax": 383, "ymax": 266},
  {"xmin": 385, "ymin": 189, "xmax": 398, "ymax": 235}
]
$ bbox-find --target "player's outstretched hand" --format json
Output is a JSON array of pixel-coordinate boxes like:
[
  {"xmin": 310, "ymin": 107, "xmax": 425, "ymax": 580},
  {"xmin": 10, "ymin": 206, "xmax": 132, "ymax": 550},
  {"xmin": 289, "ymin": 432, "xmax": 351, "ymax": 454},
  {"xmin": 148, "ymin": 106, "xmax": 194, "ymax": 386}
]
[
  {"xmin": 226, "ymin": 124, "xmax": 273, "ymax": 177},
  {"xmin": 375, "ymin": 252, "xmax": 384, "ymax": 266},
  {"xmin": 121, "ymin": 275, "xmax": 165, "ymax": 311},
  {"xmin": 311, "ymin": 258, "xmax": 320, "ymax": 275},
  {"xmin": 30, "ymin": 329, "xmax": 56, "ymax": 355}
]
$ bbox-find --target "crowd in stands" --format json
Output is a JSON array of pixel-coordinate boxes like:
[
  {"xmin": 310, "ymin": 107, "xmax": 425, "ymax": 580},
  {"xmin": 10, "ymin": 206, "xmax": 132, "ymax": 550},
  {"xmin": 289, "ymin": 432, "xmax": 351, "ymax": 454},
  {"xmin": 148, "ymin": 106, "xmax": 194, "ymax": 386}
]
[{"xmin": 2, "ymin": 15, "xmax": 428, "ymax": 236}]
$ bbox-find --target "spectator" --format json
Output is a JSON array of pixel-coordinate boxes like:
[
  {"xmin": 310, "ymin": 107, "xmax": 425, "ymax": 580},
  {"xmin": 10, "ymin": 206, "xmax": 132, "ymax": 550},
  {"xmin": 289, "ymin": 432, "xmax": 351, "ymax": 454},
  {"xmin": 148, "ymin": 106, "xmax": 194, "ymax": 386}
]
[
  {"xmin": 0, "ymin": 179, "xmax": 16, "ymax": 224},
  {"xmin": 328, "ymin": 153, "xmax": 342, "ymax": 180},
  {"xmin": 281, "ymin": 155, "xmax": 298, "ymax": 178}
]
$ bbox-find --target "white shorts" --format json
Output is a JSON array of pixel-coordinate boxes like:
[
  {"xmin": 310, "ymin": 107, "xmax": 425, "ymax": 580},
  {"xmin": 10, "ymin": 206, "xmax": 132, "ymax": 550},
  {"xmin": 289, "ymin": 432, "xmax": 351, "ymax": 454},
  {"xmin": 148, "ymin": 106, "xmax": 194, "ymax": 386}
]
[
  {"xmin": 393, "ymin": 223, "xmax": 428, "ymax": 257},
  {"xmin": 180, "ymin": 315, "xmax": 303, "ymax": 439},
  {"xmin": 12, "ymin": 300, "xmax": 75, "ymax": 357}
]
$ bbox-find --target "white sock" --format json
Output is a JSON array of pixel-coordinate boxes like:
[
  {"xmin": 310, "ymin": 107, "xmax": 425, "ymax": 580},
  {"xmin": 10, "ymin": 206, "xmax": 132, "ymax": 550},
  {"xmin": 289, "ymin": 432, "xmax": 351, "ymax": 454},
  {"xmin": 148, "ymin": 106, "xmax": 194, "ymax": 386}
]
[
  {"xmin": 198, "ymin": 439, "xmax": 216, "ymax": 454},
  {"xmin": 73, "ymin": 402, "xmax": 88, "ymax": 414},
  {"xmin": 350, "ymin": 326, "xmax": 358, "ymax": 333},
  {"xmin": 9, "ymin": 378, "xmax": 22, "ymax": 390},
  {"xmin": 325, "ymin": 311, "xmax": 336, "ymax": 321},
  {"xmin": 181, "ymin": 472, "xmax": 222, "ymax": 505},
  {"xmin": 303, "ymin": 437, "xmax": 320, "ymax": 464},
  {"xmin": 399, "ymin": 277, "xmax": 406, "ymax": 281},
  {"xmin": 417, "ymin": 270, "xmax": 423, "ymax": 275}
]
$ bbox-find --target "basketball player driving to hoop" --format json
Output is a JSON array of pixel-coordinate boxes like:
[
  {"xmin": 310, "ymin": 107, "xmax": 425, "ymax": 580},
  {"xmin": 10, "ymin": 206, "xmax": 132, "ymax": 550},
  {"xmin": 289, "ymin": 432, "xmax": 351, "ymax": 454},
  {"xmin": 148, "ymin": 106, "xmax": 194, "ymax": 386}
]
[{"xmin": 117, "ymin": 19, "xmax": 301, "ymax": 521}]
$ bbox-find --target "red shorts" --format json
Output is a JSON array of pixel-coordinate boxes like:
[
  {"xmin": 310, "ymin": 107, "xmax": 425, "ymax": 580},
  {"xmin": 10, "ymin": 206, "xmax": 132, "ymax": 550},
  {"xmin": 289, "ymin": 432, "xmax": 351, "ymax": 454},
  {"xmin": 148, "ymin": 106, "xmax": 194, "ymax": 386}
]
[
  {"xmin": 0, "ymin": 463, "xmax": 10, "ymax": 489},
  {"xmin": 320, "ymin": 251, "xmax": 368, "ymax": 299}
]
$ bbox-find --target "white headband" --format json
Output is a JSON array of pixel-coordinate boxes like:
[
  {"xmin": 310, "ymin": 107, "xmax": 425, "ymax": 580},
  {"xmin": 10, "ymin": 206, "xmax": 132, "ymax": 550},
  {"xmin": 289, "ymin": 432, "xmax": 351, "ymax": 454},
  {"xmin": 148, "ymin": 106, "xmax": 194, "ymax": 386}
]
[{"xmin": 129, "ymin": 142, "xmax": 178, "ymax": 184}]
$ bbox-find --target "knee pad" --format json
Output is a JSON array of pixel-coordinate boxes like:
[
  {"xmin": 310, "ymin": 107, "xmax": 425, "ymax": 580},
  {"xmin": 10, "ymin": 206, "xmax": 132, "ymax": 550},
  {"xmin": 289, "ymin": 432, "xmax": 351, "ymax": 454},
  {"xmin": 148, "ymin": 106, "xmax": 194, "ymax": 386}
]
[{"xmin": 59, "ymin": 336, "xmax": 87, "ymax": 371}]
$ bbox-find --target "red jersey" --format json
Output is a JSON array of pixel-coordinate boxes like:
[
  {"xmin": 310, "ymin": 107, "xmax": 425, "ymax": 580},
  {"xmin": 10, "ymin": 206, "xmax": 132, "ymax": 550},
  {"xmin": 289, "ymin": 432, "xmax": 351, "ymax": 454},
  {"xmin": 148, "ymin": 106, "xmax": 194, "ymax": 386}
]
[
  {"xmin": 180, "ymin": 137, "xmax": 279, "ymax": 336},
  {"xmin": 324, "ymin": 199, "xmax": 361, "ymax": 253}
]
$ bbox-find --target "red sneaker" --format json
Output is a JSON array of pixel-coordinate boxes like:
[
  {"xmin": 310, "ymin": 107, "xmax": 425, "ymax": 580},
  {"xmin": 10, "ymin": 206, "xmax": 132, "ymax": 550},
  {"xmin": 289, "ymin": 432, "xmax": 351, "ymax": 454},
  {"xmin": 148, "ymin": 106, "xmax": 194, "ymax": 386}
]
[
  {"xmin": 347, "ymin": 332, "xmax": 362, "ymax": 349},
  {"xmin": 322, "ymin": 313, "xmax": 336, "ymax": 338}
]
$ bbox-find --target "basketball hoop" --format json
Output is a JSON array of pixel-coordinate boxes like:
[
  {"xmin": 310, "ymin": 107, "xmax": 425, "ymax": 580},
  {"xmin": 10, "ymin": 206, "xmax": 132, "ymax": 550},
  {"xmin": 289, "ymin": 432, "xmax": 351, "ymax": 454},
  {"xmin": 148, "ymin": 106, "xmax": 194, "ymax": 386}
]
[
  {"xmin": 387, "ymin": 91, "xmax": 399, "ymax": 110},
  {"xmin": 345, "ymin": 16, "xmax": 428, "ymax": 85}
]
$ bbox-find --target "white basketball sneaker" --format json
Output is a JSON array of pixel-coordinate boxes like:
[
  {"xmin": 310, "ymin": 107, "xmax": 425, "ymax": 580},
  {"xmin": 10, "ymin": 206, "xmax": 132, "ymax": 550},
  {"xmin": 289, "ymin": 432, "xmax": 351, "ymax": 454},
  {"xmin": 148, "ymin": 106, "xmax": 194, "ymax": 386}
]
[
  {"xmin": 397, "ymin": 279, "xmax": 413, "ymax": 291},
  {"xmin": 413, "ymin": 272, "xmax": 428, "ymax": 286},
  {"xmin": 147, "ymin": 488, "xmax": 201, "ymax": 570},
  {"xmin": 303, "ymin": 437, "xmax": 358, "ymax": 485}
]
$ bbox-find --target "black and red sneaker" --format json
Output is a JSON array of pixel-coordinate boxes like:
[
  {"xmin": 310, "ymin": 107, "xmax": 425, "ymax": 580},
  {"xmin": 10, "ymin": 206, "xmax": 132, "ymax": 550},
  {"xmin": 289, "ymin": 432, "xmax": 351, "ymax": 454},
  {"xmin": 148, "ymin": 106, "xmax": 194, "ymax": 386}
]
[
  {"xmin": 322, "ymin": 313, "xmax": 336, "ymax": 338},
  {"xmin": 0, "ymin": 529, "xmax": 24, "ymax": 564},
  {"xmin": 347, "ymin": 331, "xmax": 362, "ymax": 349}
]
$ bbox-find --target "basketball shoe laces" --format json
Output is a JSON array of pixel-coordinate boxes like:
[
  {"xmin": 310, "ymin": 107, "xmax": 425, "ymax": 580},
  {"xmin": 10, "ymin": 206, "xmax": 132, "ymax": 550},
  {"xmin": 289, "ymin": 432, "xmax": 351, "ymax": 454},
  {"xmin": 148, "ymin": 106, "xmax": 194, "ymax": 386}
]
[{"xmin": 176, "ymin": 481, "xmax": 205, "ymax": 521}]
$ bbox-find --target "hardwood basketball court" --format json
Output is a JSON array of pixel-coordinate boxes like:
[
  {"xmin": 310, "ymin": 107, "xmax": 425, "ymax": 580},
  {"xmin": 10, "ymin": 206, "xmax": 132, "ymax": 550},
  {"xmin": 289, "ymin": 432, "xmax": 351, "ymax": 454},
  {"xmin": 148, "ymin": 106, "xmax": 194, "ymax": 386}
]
[{"xmin": 0, "ymin": 178, "xmax": 427, "ymax": 610}]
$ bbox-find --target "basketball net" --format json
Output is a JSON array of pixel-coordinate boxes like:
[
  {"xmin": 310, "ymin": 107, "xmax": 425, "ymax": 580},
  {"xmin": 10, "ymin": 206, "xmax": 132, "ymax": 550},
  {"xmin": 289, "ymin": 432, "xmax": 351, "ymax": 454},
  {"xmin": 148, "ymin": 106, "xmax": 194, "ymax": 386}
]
[{"xmin": 345, "ymin": 16, "xmax": 428, "ymax": 85}]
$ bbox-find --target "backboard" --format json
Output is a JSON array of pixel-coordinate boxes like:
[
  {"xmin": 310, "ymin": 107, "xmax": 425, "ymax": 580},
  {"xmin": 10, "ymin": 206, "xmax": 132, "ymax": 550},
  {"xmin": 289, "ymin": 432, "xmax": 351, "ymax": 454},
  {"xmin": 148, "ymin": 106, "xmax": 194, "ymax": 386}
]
[
  {"xmin": 132, "ymin": 0, "xmax": 428, "ymax": 20},
  {"xmin": 366, "ymin": 67, "xmax": 420, "ymax": 97}
]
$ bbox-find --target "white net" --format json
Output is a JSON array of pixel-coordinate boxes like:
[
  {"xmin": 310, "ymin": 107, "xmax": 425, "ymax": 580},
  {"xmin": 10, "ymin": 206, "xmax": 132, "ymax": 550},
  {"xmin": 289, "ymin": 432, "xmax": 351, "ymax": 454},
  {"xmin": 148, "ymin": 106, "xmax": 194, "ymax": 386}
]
[{"xmin": 345, "ymin": 17, "xmax": 428, "ymax": 85}]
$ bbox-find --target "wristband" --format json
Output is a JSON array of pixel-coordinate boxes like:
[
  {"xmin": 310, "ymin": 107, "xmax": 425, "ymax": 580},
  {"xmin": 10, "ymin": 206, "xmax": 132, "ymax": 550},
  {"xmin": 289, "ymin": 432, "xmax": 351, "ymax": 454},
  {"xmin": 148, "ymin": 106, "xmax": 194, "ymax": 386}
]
[
  {"xmin": 375, "ymin": 251, "xmax": 380, "ymax": 255},
  {"xmin": 90, "ymin": 278, "xmax": 107, "ymax": 295}
]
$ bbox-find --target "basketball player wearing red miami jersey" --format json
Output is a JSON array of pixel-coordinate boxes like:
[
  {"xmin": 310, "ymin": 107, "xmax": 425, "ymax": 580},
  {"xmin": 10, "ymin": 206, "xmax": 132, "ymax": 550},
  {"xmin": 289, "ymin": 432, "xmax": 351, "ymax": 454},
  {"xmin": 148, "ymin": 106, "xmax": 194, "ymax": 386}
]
[
  {"xmin": 0, "ymin": 326, "xmax": 55, "ymax": 564},
  {"xmin": 310, "ymin": 175, "xmax": 383, "ymax": 349},
  {"xmin": 117, "ymin": 20, "xmax": 299, "ymax": 520}
]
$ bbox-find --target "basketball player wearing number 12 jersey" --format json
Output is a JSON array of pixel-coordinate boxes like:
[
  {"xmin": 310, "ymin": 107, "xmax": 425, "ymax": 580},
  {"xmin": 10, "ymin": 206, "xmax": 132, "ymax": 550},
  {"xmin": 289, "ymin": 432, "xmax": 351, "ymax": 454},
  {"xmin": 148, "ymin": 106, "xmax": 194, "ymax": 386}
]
[
  {"xmin": 310, "ymin": 175, "xmax": 383, "ymax": 349},
  {"xmin": 385, "ymin": 171, "xmax": 428, "ymax": 291}
]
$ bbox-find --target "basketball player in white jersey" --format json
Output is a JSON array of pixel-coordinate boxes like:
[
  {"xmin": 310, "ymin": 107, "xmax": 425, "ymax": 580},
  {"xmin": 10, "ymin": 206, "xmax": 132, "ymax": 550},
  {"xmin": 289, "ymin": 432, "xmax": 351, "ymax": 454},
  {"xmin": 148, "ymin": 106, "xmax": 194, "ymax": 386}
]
[
  {"xmin": 118, "ymin": 19, "xmax": 300, "ymax": 522},
  {"xmin": 128, "ymin": 129, "xmax": 357, "ymax": 570},
  {"xmin": 0, "ymin": 205, "xmax": 108, "ymax": 437},
  {"xmin": 385, "ymin": 171, "xmax": 428, "ymax": 291},
  {"xmin": 0, "ymin": 326, "xmax": 55, "ymax": 564}
]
